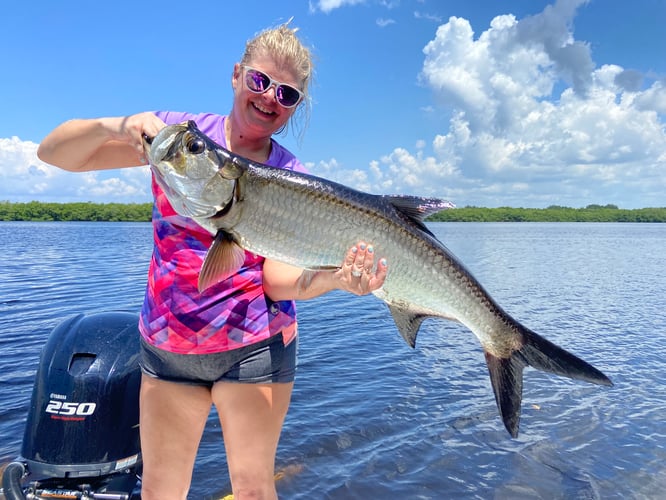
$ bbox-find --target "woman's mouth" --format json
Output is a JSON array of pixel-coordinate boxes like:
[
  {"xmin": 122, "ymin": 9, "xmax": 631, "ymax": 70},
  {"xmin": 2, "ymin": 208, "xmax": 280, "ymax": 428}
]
[{"xmin": 252, "ymin": 102, "xmax": 276, "ymax": 116}]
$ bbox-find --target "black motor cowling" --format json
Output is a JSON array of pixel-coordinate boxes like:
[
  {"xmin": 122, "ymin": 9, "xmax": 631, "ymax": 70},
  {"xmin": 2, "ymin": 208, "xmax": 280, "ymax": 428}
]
[{"xmin": 2, "ymin": 312, "xmax": 143, "ymax": 499}]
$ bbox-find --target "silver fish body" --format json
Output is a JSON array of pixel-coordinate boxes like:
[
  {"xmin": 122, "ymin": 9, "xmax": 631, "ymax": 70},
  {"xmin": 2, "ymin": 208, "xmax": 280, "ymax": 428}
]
[{"xmin": 144, "ymin": 121, "xmax": 612, "ymax": 437}]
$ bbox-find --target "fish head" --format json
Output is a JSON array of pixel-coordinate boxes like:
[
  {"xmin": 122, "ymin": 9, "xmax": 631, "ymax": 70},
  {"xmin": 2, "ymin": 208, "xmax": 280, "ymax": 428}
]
[{"xmin": 143, "ymin": 121, "xmax": 243, "ymax": 222}]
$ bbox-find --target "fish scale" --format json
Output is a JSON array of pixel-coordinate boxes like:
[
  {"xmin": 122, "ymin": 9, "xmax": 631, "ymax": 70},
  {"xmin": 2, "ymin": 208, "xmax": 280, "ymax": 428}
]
[
  {"xmin": 144, "ymin": 121, "xmax": 613, "ymax": 438},
  {"xmin": 237, "ymin": 172, "xmax": 466, "ymax": 319}
]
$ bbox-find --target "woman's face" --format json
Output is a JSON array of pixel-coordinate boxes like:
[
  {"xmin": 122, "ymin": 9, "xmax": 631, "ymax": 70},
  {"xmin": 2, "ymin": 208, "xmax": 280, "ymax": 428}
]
[{"xmin": 231, "ymin": 55, "xmax": 302, "ymax": 140}]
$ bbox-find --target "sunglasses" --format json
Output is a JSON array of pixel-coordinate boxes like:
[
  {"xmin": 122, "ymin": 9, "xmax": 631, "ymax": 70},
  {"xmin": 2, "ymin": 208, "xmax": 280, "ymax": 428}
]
[{"xmin": 243, "ymin": 66, "xmax": 304, "ymax": 108}]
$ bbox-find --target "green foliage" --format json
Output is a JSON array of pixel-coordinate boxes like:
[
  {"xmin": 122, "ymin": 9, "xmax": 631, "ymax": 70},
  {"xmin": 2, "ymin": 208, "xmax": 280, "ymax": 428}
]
[
  {"xmin": 428, "ymin": 205, "xmax": 666, "ymax": 223},
  {"xmin": 0, "ymin": 201, "xmax": 152, "ymax": 222},
  {"xmin": 1, "ymin": 201, "xmax": 665, "ymax": 223}
]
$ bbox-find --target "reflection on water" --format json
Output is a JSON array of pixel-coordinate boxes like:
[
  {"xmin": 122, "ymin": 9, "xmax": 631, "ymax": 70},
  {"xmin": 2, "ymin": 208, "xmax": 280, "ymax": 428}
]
[{"xmin": 1, "ymin": 222, "xmax": 665, "ymax": 499}]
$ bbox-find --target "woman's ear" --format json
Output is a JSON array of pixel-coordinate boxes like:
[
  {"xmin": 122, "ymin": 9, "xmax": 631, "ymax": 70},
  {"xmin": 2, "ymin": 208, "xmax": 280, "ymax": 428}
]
[{"xmin": 231, "ymin": 63, "xmax": 241, "ymax": 90}]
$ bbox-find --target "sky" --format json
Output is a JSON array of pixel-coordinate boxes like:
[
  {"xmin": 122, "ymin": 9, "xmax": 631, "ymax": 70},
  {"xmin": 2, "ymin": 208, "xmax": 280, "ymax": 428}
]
[{"xmin": 1, "ymin": 0, "xmax": 664, "ymax": 208}]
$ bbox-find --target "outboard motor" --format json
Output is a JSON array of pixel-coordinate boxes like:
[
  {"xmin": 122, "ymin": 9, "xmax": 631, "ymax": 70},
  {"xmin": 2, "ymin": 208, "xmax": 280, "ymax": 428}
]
[{"xmin": 2, "ymin": 312, "xmax": 143, "ymax": 500}]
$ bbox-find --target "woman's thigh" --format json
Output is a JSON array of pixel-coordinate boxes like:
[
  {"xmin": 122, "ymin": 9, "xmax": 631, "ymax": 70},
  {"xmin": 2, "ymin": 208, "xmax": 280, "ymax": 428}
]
[
  {"xmin": 212, "ymin": 381, "xmax": 294, "ymax": 496},
  {"xmin": 139, "ymin": 375, "xmax": 213, "ymax": 500}
]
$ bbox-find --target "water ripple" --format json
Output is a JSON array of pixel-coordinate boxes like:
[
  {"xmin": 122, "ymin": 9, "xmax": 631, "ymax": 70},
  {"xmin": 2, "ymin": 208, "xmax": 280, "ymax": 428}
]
[{"xmin": 2, "ymin": 222, "xmax": 665, "ymax": 499}]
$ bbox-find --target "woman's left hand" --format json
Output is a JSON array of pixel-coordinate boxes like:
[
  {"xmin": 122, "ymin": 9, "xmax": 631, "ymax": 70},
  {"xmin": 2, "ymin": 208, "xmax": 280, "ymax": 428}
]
[
  {"xmin": 262, "ymin": 241, "xmax": 388, "ymax": 301},
  {"xmin": 337, "ymin": 242, "xmax": 388, "ymax": 295}
]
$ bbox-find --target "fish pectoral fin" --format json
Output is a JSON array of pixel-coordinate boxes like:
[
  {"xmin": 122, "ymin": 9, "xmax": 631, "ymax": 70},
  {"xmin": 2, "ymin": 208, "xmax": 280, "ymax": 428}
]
[
  {"xmin": 296, "ymin": 267, "xmax": 340, "ymax": 292},
  {"xmin": 198, "ymin": 230, "xmax": 246, "ymax": 292},
  {"xmin": 305, "ymin": 265, "xmax": 340, "ymax": 272},
  {"xmin": 296, "ymin": 270, "xmax": 318, "ymax": 291}
]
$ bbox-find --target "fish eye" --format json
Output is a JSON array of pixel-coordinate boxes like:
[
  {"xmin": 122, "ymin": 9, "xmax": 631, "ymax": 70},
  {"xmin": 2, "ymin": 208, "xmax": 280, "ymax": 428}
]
[{"xmin": 185, "ymin": 134, "xmax": 206, "ymax": 154}]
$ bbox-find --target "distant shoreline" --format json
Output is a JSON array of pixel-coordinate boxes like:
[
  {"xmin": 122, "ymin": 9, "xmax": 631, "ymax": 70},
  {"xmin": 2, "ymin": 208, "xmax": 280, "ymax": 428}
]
[
  {"xmin": 1, "ymin": 201, "xmax": 665, "ymax": 223},
  {"xmin": 428, "ymin": 204, "xmax": 666, "ymax": 223}
]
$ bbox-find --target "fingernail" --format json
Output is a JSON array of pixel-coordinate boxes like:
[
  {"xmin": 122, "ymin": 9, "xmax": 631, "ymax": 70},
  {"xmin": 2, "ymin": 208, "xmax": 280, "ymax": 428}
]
[
  {"xmin": 380, "ymin": 258, "xmax": 387, "ymax": 266},
  {"xmin": 359, "ymin": 243, "xmax": 366, "ymax": 251},
  {"xmin": 367, "ymin": 246, "xmax": 374, "ymax": 254},
  {"xmin": 351, "ymin": 246, "xmax": 358, "ymax": 253}
]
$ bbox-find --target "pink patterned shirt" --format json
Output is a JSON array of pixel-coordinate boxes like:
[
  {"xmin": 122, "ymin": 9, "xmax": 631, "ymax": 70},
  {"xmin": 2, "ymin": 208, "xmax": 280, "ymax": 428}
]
[{"xmin": 139, "ymin": 111, "xmax": 307, "ymax": 354}]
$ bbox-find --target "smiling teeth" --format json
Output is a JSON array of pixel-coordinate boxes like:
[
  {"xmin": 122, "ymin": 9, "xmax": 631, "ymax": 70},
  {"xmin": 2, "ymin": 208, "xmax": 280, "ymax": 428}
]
[{"xmin": 254, "ymin": 103, "xmax": 273, "ymax": 114}]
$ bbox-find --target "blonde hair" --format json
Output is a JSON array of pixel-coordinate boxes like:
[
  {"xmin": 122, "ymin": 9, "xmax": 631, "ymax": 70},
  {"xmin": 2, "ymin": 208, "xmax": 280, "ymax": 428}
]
[{"xmin": 241, "ymin": 19, "xmax": 314, "ymax": 141}]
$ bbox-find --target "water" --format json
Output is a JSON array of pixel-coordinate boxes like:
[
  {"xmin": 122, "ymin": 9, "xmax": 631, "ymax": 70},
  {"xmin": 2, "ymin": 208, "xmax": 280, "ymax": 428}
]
[{"xmin": 1, "ymin": 221, "xmax": 665, "ymax": 499}]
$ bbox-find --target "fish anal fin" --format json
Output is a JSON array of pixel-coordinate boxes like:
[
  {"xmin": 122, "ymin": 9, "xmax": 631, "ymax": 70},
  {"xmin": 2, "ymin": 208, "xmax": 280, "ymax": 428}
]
[
  {"xmin": 198, "ymin": 230, "xmax": 246, "ymax": 292},
  {"xmin": 386, "ymin": 303, "xmax": 433, "ymax": 348}
]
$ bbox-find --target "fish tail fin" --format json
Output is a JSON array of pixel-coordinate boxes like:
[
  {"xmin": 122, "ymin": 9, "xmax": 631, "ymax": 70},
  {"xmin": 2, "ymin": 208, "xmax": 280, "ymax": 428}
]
[{"xmin": 485, "ymin": 323, "xmax": 613, "ymax": 438}]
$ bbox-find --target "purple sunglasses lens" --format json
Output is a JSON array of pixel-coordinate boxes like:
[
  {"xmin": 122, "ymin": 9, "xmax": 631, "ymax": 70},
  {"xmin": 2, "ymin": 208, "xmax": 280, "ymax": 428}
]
[
  {"xmin": 245, "ymin": 68, "xmax": 302, "ymax": 108},
  {"xmin": 275, "ymin": 86, "xmax": 301, "ymax": 107}
]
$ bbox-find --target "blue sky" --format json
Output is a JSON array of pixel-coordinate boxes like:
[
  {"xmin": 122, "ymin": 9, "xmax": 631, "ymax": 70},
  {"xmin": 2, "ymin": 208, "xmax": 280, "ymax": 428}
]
[{"xmin": 1, "ymin": 0, "xmax": 664, "ymax": 208}]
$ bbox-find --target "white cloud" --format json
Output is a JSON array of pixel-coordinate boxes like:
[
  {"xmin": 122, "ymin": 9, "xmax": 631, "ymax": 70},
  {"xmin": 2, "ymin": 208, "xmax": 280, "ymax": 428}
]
[
  {"xmin": 308, "ymin": 147, "xmax": 461, "ymax": 201},
  {"xmin": 0, "ymin": 136, "xmax": 152, "ymax": 203},
  {"xmin": 414, "ymin": 11, "xmax": 442, "ymax": 23},
  {"xmin": 632, "ymin": 79, "xmax": 666, "ymax": 114},
  {"xmin": 364, "ymin": 0, "xmax": 666, "ymax": 207},
  {"xmin": 376, "ymin": 18, "xmax": 396, "ymax": 28},
  {"xmin": 308, "ymin": 157, "xmax": 374, "ymax": 193},
  {"xmin": 310, "ymin": 0, "xmax": 400, "ymax": 14},
  {"xmin": 310, "ymin": 0, "xmax": 365, "ymax": 14},
  {"xmin": 6, "ymin": 0, "xmax": 663, "ymax": 210}
]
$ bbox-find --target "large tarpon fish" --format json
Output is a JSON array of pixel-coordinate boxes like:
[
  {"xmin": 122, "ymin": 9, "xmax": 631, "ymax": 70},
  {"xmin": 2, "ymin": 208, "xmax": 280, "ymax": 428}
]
[{"xmin": 143, "ymin": 121, "xmax": 612, "ymax": 437}]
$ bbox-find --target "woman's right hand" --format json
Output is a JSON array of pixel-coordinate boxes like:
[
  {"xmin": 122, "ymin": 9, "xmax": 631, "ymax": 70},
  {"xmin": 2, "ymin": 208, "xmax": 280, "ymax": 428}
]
[
  {"xmin": 105, "ymin": 112, "xmax": 166, "ymax": 163},
  {"xmin": 37, "ymin": 112, "xmax": 166, "ymax": 172}
]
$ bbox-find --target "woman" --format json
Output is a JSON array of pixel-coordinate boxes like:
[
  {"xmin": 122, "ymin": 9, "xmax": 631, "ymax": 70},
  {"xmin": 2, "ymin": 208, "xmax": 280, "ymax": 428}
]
[{"xmin": 37, "ymin": 23, "xmax": 387, "ymax": 500}]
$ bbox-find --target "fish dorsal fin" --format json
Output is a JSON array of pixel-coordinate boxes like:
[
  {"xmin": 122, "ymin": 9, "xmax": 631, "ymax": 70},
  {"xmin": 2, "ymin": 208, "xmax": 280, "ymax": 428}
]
[
  {"xmin": 198, "ymin": 230, "xmax": 246, "ymax": 292},
  {"xmin": 385, "ymin": 196, "xmax": 455, "ymax": 234},
  {"xmin": 386, "ymin": 196, "xmax": 455, "ymax": 221}
]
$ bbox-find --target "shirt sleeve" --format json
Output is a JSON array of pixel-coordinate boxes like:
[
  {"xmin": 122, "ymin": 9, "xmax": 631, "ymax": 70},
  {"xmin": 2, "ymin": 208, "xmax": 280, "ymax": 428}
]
[{"xmin": 154, "ymin": 111, "xmax": 194, "ymax": 125}]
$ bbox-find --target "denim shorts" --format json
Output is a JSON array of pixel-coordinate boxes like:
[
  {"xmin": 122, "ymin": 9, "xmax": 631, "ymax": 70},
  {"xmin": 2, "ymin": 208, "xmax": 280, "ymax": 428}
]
[{"xmin": 139, "ymin": 333, "xmax": 297, "ymax": 387}]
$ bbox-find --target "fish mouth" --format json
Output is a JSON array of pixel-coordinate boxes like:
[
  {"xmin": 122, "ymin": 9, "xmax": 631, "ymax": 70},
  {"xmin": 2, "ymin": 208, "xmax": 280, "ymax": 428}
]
[
  {"xmin": 151, "ymin": 164, "xmax": 228, "ymax": 219},
  {"xmin": 144, "ymin": 127, "xmax": 187, "ymax": 166},
  {"xmin": 146, "ymin": 122, "xmax": 239, "ymax": 220}
]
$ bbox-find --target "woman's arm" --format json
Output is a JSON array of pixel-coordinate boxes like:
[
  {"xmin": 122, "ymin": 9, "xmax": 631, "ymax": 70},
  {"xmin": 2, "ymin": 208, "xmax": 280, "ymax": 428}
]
[
  {"xmin": 37, "ymin": 112, "xmax": 166, "ymax": 171},
  {"xmin": 262, "ymin": 242, "xmax": 388, "ymax": 301}
]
